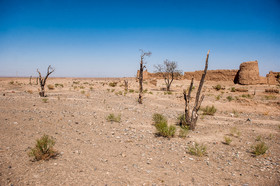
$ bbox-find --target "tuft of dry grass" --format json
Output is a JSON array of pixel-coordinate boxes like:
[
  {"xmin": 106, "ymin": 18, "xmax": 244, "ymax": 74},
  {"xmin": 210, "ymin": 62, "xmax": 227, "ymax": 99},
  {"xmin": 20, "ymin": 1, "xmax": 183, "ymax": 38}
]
[
  {"xmin": 252, "ymin": 141, "xmax": 268, "ymax": 156},
  {"xmin": 106, "ymin": 113, "xmax": 121, "ymax": 123},
  {"xmin": 188, "ymin": 142, "xmax": 207, "ymax": 157},
  {"xmin": 223, "ymin": 136, "xmax": 232, "ymax": 145}
]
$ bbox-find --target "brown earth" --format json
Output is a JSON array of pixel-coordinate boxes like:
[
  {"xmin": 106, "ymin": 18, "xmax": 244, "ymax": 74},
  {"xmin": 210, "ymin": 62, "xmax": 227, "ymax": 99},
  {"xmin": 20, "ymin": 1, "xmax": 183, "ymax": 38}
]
[{"xmin": 0, "ymin": 77, "xmax": 280, "ymax": 185}]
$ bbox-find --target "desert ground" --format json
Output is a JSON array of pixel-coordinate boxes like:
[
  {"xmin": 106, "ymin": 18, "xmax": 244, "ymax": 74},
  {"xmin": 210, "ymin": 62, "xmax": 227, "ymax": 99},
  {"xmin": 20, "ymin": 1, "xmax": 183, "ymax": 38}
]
[{"xmin": 0, "ymin": 77, "xmax": 279, "ymax": 185}]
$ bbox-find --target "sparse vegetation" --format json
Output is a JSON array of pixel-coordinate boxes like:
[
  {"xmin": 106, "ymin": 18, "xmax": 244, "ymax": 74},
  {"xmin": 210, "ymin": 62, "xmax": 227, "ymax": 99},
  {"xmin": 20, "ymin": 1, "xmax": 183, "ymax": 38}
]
[
  {"xmin": 164, "ymin": 91, "xmax": 172, "ymax": 95},
  {"xmin": 188, "ymin": 142, "xmax": 207, "ymax": 157},
  {"xmin": 235, "ymin": 88, "xmax": 248, "ymax": 92},
  {"xmin": 27, "ymin": 90, "xmax": 33, "ymax": 94},
  {"xmin": 264, "ymin": 95, "xmax": 276, "ymax": 100},
  {"xmin": 226, "ymin": 96, "xmax": 234, "ymax": 102},
  {"xmin": 216, "ymin": 94, "xmax": 221, "ymax": 100},
  {"xmin": 55, "ymin": 83, "xmax": 64, "ymax": 88},
  {"xmin": 152, "ymin": 113, "xmax": 167, "ymax": 124},
  {"xmin": 129, "ymin": 89, "xmax": 135, "ymax": 93},
  {"xmin": 201, "ymin": 105, "xmax": 217, "ymax": 115},
  {"xmin": 223, "ymin": 136, "xmax": 232, "ymax": 145},
  {"xmin": 230, "ymin": 87, "xmax": 236, "ymax": 92},
  {"xmin": 9, "ymin": 81, "xmax": 14, "ymax": 85},
  {"xmin": 153, "ymin": 113, "xmax": 176, "ymax": 138},
  {"xmin": 241, "ymin": 94, "xmax": 252, "ymax": 98},
  {"xmin": 230, "ymin": 127, "xmax": 241, "ymax": 138},
  {"xmin": 252, "ymin": 141, "xmax": 268, "ymax": 156},
  {"xmin": 265, "ymin": 89, "xmax": 279, "ymax": 93},
  {"xmin": 213, "ymin": 84, "xmax": 222, "ymax": 91},
  {"xmin": 42, "ymin": 98, "xmax": 48, "ymax": 103},
  {"xmin": 28, "ymin": 134, "xmax": 58, "ymax": 161},
  {"xmin": 256, "ymin": 135, "xmax": 262, "ymax": 141},
  {"xmin": 106, "ymin": 113, "xmax": 121, "ymax": 123},
  {"xmin": 109, "ymin": 82, "xmax": 118, "ymax": 87},
  {"xmin": 179, "ymin": 127, "xmax": 189, "ymax": 138},
  {"xmin": 81, "ymin": 90, "xmax": 85, "ymax": 94},
  {"xmin": 155, "ymin": 121, "xmax": 176, "ymax": 138}
]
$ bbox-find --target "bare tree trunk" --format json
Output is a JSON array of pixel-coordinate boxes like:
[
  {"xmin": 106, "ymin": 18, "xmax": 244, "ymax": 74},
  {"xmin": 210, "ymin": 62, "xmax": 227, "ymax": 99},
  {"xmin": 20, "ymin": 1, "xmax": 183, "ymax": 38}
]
[
  {"xmin": 29, "ymin": 76, "xmax": 32, "ymax": 85},
  {"xmin": 138, "ymin": 57, "xmax": 144, "ymax": 104},
  {"xmin": 36, "ymin": 77, "xmax": 38, "ymax": 85},
  {"xmin": 37, "ymin": 65, "xmax": 55, "ymax": 97},
  {"xmin": 124, "ymin": 80, "xmax": 128, "ymax": 92},
  {"xmin": 183, "ymin": 50, "xmax": 209, "ymax": 130}
]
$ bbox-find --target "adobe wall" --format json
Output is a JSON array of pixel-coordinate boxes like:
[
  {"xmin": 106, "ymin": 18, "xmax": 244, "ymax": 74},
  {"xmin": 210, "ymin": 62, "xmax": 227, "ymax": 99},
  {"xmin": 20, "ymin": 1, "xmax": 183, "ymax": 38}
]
[
  {"xmin": 136, "ymin": 61, "xmax": 279, "ymax": 85},
  {"xmin": 267, "ymin": 71, "xmax": 280, "ymax": 85},
  {"xmin": 184, "ymin": 70, "xmax": 238, "ymax": 82},
  {"xmin": 237, "ymin": 61, "xmax": 260, "ymax": 85}
]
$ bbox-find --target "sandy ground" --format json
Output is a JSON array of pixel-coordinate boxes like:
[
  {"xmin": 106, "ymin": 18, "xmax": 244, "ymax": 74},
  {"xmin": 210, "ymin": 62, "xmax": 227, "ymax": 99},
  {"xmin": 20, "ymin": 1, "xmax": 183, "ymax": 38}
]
[{"xmin": 0, "ymin": 77, "xmax": 279, "ymax": 185}]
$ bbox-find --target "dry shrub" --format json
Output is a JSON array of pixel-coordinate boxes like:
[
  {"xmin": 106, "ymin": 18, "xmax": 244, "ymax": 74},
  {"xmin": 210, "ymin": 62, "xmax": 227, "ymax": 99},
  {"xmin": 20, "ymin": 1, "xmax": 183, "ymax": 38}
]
[
  {"xmin": 265, "ymin": 89, "xmax": 279, "ymax": 94},
  {"xmin": 47, "ymin": 84, "xmax": 55, "ymax": 90},
  {"xmin": 149, "ymin": 79, "xmax": 157, "ymax": 86},
  {"xmin": 28, "ymin": 135, "xmax": 58, "ymax": 161},
  {"xmin": 27, "ymin": 90, "xmax": 33, "ymax": 94},
  {"xmin": 201, "ymin": 105, "xmax": 217, "ymax": 115},
  {"xmin": 235, "ymin": 88, "xmax": 248, "ymax": 92}
]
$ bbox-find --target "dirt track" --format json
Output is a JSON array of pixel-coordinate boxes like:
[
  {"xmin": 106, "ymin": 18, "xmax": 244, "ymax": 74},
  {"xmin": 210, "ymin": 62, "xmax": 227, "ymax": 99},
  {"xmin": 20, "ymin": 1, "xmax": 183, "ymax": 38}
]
[{"xmin": 0, "ymin": 77, "xmax": 279, "ymax": 185}]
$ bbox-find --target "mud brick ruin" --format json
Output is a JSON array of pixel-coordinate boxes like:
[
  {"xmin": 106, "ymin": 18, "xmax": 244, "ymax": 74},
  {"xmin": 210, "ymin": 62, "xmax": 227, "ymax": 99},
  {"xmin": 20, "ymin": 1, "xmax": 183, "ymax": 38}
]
[{"xmin": 138, "ymin": 60, "xmax": 279, "ymax": 85}]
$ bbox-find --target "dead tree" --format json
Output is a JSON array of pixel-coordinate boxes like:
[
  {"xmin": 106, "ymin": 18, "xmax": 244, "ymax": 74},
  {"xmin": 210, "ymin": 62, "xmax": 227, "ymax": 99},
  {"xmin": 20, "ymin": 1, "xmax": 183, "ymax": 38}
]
[
  {"xmin": 29, "ymin": 76, "xmax": 32, "ymax": 85},
  {"xmin": 138, "ymin": 50, "xmax": 151, "ymax": 104},
  {"xmin": 37, "ymin": 65, "xmax": 55, "ymax": 97},
  {"xmin": 154, "ymin": 60, "xmax": 182, "ymax": 91},
  {"xmin": 124, "ymin": 80, "xmax": 128, "ymax": 92},
  {"xmin": 183, "ymin": 50, "xmax": 210, "ymax": 130}
]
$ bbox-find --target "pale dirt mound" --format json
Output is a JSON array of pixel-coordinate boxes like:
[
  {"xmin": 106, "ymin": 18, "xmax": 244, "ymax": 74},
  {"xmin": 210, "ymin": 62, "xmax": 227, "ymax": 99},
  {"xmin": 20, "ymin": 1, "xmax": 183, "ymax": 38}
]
[{"xmin": 0, "ymin": 77, "xmax": 280, "ymax": 185}]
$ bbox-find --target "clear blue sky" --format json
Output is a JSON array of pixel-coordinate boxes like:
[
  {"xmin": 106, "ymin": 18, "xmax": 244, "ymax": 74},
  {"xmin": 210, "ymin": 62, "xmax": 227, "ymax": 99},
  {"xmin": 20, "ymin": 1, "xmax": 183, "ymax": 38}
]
[{"xmin": 0, "ymin": 0, "xmax": 279, "ymax": 77}]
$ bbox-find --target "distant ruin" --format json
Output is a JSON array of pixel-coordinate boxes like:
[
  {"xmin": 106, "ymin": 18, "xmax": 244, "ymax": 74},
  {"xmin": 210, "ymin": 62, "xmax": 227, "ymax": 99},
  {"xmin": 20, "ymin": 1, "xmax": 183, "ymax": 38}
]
[{"xmin": 138, "ymin": 60, "xmax": 279, "ymax": 85}]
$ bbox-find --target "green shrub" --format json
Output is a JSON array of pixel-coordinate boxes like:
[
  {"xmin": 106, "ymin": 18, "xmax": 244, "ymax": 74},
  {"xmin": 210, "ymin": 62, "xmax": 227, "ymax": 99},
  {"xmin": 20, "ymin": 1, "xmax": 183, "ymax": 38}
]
[
  {"xmin": 106, "ymin": 113, "xmax": 121, "ymax": 123},
  {"xmin": 216, "ymin": 95, "xmax": 221, "ymax": 100},
  {"xmin": 241, "ymin": 94, "xmax": 252, "ymax": 98},
  {"xmin": 188, "ymin": 142, "xmax": 207, "ymax": 157},
  {"xmin": 155, "ymin": 121, "xmax": 176, "ymax": 138},
  {"xmin": 164, "ymin": 91, "xmax": 172, "ymax": 95},
  {"xmin": 115, "ymin": 91, "xmax": 123, "ymax": 95},
  {"xmin": 223, "ymin": 136, "xmax": 232, "ymax": 145},
  {"xmin": 252, "ymin": 141, "xmax": 268, "ymax": 156},
  {"xmin": 213, "ymin": 84, "xmax": 222, "ymax": 91},
  {"xmin": 42, "ymin": 98, "xmax": 48, "ymax": 103},
  {"xmin": 152, "ymin": 113, "xmax": 167, "ymax": 124},
  {"xmin": 179, "ymin": 127, "xmax": 189, "ymax": 138},
  {"xmin": 55, "ymin": 83, "xmax": 64, "ymax": 88},
  {"xmin": 226, "ymin": 96, "xmax": 234, "ymax": 102},
  {"xmin": 201, "ymin": 105, "xmax": 217, "ymax": 115},
  {"xmin": 81, "ymin": 90, "xmax": 85, "ymax": 94},
  {"xmin": 264, "ymin": 95, "xmax": 276, "ymax": 100},
  {"xmin": 129, "ymin": 89, "xmax": 135, "ymax": 93},
  {"xmin": 109, "ymin": 82, "xmax": 118, "ymax": 87},
  {"xmin": 230, "ymin": 87, "xmax": 236, "ymax": 92},
  {"xmin": 28, "ymin": 135, "xmax": 58, "ymax": 161}
]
